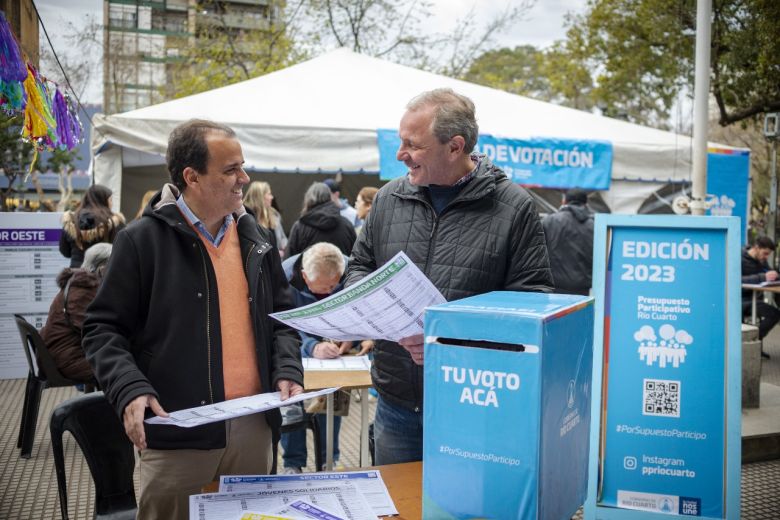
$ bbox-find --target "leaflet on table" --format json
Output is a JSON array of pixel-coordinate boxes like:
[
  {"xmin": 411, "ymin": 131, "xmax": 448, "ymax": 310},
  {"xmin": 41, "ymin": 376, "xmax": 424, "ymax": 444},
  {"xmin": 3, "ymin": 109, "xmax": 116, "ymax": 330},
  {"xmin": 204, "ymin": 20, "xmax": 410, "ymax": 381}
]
[
  {"xmin": 239, "ymin": 500, "xmax": 346, "ymax": 520},
  {"xmin": 270, "ymin": 251, "xmax": 445, "ymax": 342},
  {"xmin": 146, "ymin": 388, "xmax": 338, "ymax": 428},
  {"xmin": 303, "ymin": 356, "xmax": 372, "ymax": 371},
  {"xmin": 189, "ymin": 481, "xmax": 376, "ymax": 520},
  {"xmin": 220, "ymin": 470, "xmax": 398, "ymax": 516}
]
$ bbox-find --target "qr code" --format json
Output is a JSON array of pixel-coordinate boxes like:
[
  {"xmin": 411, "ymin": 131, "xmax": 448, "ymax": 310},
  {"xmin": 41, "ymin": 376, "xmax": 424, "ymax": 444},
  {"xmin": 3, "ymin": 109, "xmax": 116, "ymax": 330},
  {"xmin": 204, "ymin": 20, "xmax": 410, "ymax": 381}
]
[{"xmin": 642, "ymin": 379, "xmax": 680, "ymax": 418}]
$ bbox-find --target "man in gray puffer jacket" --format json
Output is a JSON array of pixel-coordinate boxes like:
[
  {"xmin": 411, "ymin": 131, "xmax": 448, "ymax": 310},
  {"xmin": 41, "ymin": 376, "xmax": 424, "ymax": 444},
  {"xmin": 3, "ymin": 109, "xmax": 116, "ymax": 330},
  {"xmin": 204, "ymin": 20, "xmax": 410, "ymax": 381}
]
[
  {"xmin": 345, "ymin": 88, "xmax": 553, "ymax": 465},
  {"xmin": 542, "ymin": 189, "xmax": 594, "ymax": 296}
]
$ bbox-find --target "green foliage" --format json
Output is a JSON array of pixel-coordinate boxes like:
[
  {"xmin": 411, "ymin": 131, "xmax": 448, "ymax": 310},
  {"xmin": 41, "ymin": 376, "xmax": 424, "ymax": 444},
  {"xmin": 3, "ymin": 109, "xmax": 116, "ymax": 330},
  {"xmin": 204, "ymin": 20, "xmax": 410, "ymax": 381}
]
[
  {"xmin": 169, "ymin": 0, "xmax": 304, "ymax": 98},
  {"xmin": 465, "ymin": 0, "xmax": 779, "ymax": 130},
  {"xmin": 0, "ymin": 112, "xmax": 35, "ymax": 211}
]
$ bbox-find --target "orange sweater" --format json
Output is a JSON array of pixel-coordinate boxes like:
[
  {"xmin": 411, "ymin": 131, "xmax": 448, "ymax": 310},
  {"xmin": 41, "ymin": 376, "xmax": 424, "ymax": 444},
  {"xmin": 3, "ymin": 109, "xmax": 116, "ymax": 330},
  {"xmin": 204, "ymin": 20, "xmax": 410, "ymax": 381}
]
[{"xmin": 196, "ymin": 222, "xmax": 261, "ymax": 400}]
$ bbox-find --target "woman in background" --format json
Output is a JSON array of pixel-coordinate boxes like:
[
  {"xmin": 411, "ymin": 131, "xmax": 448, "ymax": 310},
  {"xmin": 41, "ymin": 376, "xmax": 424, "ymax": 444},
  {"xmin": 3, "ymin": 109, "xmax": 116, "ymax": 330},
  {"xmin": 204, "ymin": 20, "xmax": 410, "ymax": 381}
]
[
  {"xmin": 354, "ymin": 186, "xmax": 378, "ymax": 236},
  {"xmin": 59, "ymin": 184, "xmax": 124, "ymax": 268},
  {"xmin": 244, "ymin": 181, "xmax": 288, "ymax": 256},
  {"xmin": 285, "ymin": 182, "xmax": 356, "ymax": 259},
  {"xmin": 134, "ymin": 189, "xmax": 157, "ymax": 221},
  {"xmin": 41, "ymin": 243, "xmax": 113, "ymax": 382}
]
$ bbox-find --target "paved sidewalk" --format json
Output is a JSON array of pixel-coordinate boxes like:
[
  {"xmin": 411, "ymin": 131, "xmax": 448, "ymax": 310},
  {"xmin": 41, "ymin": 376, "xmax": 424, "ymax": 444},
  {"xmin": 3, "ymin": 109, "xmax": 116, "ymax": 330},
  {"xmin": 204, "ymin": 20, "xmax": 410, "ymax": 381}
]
[{"xmin": 1, "ymin": 325, "xmax": 779, "ymax": 518}]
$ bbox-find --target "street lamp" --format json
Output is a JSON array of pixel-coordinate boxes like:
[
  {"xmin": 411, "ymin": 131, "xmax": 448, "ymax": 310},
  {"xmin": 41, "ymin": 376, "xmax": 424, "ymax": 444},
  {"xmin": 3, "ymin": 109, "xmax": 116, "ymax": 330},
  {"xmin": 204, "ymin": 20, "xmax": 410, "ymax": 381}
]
[{"xmin": 765, "ymin": 113, "xmax": 779, "ymax": 247}]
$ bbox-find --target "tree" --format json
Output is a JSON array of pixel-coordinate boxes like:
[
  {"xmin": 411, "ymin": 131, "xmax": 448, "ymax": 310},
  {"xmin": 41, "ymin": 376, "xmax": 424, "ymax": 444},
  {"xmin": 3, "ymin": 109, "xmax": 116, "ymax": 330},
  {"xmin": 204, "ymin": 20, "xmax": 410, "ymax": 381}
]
[
  {"xmin": 170, "ymin": 0, "xmax": 305, "ymax": 98},
  {"xmin": 0, "ymin": 113, "xmax": 35, "ymax": 212},
  {"xmin": 556, "ymin": 0, "xmax": 779, "ymax": 128},
  {"xmin": 463, "ymin": 43, "xmax": 595, "ymax": 111}
]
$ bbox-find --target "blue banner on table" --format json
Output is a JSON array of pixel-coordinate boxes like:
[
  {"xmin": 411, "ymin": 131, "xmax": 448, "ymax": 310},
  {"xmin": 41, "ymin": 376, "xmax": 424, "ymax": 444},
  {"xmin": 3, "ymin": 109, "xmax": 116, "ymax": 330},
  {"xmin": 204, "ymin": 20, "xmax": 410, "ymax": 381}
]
[
  {"xmin": 377, "ymin": 129, "xmax": 613, "ymax": 189},
  {"xmin": 600, "ymin": 227, "xmax": 726, "ymax": 517},
  {"xmin": 706, "ymin": 150, "xmax": 749, "ymax": 243}
]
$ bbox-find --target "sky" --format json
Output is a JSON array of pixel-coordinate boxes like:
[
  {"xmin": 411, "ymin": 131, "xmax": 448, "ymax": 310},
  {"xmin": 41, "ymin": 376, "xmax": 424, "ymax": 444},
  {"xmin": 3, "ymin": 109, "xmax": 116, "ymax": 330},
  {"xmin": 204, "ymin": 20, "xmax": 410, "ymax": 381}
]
[{"xmin": 34, "ymin": 0, "xmax": 587, "ymax": 106}]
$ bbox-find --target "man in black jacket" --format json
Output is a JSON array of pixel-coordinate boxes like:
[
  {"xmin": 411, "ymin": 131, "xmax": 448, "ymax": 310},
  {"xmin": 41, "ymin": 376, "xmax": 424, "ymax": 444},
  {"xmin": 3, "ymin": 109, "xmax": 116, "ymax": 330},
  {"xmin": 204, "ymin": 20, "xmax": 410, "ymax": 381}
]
[
  {"xmin": 83, "ymin": 120, "xmax": 303, "ymax": 519},
  {"xmin": 742, "ymin": 235, "xmax": 779, "ymax": 357},
  {"xmin": 542, "ymin": 189, "xmax": 594, "ymax": 296},
  {"xmin": 345, "ymin": 88, "xmax": 553, "ymax": 465}
]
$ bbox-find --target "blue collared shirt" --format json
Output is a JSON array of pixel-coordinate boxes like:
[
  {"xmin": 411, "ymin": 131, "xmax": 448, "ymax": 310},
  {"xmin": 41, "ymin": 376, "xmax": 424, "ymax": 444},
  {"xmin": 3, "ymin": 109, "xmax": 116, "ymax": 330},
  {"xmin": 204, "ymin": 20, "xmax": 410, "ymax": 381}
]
[{"xmin": 176, "ymin": 196, "xmax": 234, "ymax": 246}]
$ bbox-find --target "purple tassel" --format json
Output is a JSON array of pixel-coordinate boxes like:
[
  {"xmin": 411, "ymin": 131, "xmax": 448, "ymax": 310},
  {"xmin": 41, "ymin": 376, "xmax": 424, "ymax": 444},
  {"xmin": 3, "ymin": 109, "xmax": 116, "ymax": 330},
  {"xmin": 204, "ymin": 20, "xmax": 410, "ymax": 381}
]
[
  {"xmin": 0, "ymin": 12, "xmax": 28, "ymax": 82},
  {"xmin": 53, "ymin": 88, "xmax": 74, "ymax": 148}
]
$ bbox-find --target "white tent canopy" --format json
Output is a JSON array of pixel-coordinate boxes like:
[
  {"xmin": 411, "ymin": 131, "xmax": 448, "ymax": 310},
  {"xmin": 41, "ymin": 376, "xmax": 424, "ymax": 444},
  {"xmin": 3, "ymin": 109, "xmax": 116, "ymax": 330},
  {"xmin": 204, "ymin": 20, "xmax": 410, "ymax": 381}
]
[{"xmin": 92, "ymin": 48, "xmax": 740, "ymax": 214}]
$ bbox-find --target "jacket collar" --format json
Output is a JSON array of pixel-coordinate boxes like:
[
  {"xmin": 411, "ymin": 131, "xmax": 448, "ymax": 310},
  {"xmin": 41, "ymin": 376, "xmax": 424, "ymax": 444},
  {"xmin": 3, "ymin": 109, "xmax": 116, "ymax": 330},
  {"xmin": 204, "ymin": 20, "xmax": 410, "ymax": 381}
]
[{"xmin": 391, "ymin": 154, "xmax": 505, "ymax": 205}]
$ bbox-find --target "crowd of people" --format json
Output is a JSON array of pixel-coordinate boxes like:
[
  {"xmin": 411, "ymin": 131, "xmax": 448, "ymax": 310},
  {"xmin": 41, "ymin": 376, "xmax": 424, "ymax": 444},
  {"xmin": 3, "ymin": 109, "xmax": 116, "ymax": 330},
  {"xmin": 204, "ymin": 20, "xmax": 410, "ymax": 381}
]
[{"xmin": 29, "ymin": 86, "xmax": 772, "ymax": 520}]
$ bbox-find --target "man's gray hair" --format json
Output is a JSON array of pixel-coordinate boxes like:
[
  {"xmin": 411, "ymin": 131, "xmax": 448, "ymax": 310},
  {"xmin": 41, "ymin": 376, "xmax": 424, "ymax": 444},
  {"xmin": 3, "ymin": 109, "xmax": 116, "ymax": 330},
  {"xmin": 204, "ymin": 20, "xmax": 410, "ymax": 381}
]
[
  {"xmin": 302, "ymin": 242, "xmax": 345, "ymax": 282},
  {"xmin": 407, "ymin": 88, "xmax": 479, "ymax": 153},
  {"xmin": 82, "ymin": 243, "xmax": 113, "ymax": 273}
]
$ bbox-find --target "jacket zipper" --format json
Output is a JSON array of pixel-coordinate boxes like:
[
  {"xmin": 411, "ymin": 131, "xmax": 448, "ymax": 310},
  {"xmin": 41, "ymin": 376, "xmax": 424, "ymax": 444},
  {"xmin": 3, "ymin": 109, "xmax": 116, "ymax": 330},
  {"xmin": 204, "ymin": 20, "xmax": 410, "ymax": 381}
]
[
  {"xmin": 196, "ymin": 241, "xmax": 215, "ymax": 404},
  {"xmin": 245, "ymin": 241, "xmax": 267, "ymax": 390}
]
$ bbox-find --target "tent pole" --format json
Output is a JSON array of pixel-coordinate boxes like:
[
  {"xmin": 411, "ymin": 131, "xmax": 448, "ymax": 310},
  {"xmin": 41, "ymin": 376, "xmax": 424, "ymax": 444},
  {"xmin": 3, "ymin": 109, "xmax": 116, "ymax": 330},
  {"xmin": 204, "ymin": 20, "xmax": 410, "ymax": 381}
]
[{"xmin": 690, "ymin": 0, "xmax": 712, "ymax": 216}]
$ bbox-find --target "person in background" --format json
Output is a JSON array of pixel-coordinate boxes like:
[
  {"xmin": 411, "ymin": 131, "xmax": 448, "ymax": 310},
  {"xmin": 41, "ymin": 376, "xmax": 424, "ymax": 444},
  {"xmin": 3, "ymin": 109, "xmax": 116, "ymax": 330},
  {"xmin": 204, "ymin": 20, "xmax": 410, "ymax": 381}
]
[
  {"xmin": 346, "ymin": 88, "xmax": 552, "ymax": 466},
  {"xmin": 83, "ymin": 119, "xmax": 303, "ymax": 519},
  {"xmin": 134, "ymin": 190, "xmax": 157, "ymax": 221},
  {"xmin": 354, "ymin": 186, "xmax": 378, "ymax": 236},
  {"xmin": 243, "ymin": 181, "xmax": 288, "ymax": 256},
  {"xmin": 60, "ymin": 184, "xmax": 125, "ymax": 268},
  {"xmin": 279, "ymin": 242, "xmax": 352, "ymax": 473},
  {"xmin": 742, "ymin": 235, "xmax": 779, "ymax": 359},
  {"xmin": 542, "ymin": 188, "xmax": 594, "ymax": 296},
  {"xmin": 285, "ymin": 182, "xmax": 356, "ymax": 259},
  {"xmin": 323, "ymin": 178, "xmax": 359, "ymax": 227},
  {"xmin": 41, "ymin": 243, "xmax": 113, "ymax": 383}
]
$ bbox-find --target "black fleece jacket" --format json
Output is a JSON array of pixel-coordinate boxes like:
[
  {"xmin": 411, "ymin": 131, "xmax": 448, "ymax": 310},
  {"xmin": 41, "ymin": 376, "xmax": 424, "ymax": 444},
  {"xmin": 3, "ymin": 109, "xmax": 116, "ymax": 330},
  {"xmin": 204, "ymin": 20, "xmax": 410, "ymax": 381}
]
[
  {"xmin": 285, "ymin": 201, "xmax": 357, "ymax": 259},
  {"xmin": 83, "ymin": 185, "xmax": 302, "ymax": 450},
  {"xmin": 345, "ymin": 158, "xmax": 553, "ymax": 411}
]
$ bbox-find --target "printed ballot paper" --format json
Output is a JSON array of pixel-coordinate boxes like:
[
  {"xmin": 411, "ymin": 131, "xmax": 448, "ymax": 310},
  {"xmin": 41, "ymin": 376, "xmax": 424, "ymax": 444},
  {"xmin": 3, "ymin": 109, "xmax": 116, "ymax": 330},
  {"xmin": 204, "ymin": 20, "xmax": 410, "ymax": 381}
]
[
  {"xmin": 270, "ymin": 251, "xmax": 445, "ymax": 342},
  {"xmin": 219, "ymin": 471, "xmax": 398, "ymax": 517},
  {"xmin": 189, "ymin": 481, "xmax": 376, "ymax": 520},
  {"xmin": 145, "ymin": 388, "xmax": 338, "ymax": 428}
]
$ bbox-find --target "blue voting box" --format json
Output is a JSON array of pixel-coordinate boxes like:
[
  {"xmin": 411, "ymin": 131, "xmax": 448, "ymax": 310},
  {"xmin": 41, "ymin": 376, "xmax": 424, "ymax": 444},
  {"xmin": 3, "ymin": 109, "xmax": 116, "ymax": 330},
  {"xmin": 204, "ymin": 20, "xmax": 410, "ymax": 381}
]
[{"xmin": 423, "ymin": 291, "xmax": 594, "ymax": 520}]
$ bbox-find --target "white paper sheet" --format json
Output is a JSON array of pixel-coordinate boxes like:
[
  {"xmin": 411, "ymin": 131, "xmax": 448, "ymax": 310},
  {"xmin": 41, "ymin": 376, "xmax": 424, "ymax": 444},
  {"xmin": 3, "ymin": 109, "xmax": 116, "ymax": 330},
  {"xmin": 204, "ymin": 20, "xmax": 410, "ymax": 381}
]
[
  {"xmin": 219, "ymin": 470, "xmax": 397, "ymax": 517},
  {"xmin": 145, "ymin": 388, "xmax": 338, "ymax": 428},
  {"xmin": 189, "ymin": 481, "xmax": 376, "ymax": 520},
  {"xmin": 303, "ymin": 357, "xmax": 371, "ymax": 371},
  {"xmin": 271, "ymin": 251, "xmax": 445, "ymax": 342}
]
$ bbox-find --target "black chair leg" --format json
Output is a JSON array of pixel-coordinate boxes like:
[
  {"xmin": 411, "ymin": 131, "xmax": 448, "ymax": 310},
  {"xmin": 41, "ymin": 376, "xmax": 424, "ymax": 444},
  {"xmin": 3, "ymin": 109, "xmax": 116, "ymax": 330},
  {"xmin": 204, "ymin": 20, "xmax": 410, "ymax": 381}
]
[
  {"xmin": 310, "ymin": 416, "xmax": 323, "ymax": 472},
  {"xmin": 17, "ymin": 372, "xmax": 35, "ymax": 448},
  {"xmin": 20, "ymin": 379, "xmax": 43, "ymax": 458},
  {"xmin": 50, "ymin": 413, "xmax": 70, "ymax": 519}
]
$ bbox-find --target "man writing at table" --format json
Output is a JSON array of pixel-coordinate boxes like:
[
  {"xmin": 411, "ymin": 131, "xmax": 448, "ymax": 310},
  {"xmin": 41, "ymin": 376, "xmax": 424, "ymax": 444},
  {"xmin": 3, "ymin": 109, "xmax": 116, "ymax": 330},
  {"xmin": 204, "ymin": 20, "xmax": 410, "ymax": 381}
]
[
  {"xmin": 83, "ymin": 119, "xmax": 303, "ymax": 519},
  {"xmin": 742, "ymin": 235, "xmax": 779, "ymax": 358},
  {"xmin": 346, "ymin": 88, "xmax": 553, "ymax": 465}
]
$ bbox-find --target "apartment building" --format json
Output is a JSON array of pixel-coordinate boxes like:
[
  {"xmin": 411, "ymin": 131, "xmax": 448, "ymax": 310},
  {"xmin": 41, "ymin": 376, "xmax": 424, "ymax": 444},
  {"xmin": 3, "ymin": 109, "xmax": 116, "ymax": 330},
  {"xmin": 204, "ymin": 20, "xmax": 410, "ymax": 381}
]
[{"xmin": 103, "ymin": 0, "xmax": 276, "ymax": 114}]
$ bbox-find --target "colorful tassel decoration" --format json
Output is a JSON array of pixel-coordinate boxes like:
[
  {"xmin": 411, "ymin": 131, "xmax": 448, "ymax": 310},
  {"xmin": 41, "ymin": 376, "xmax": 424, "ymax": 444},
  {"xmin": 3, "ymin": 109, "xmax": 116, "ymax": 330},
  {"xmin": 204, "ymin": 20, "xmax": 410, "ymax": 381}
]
[
  {"xmin": 52, "ymin": 88, "xmax": 82, "ymax": 149},
  {"xmin": 22, "ymin": 66, "xmax": 57, "ymax": 150},
  {"xmin": 0, "ymin": 11, "xmax": 28, "ymax": 82},
  {"xmin": 0, "ymin": 77, "xmax": 26, "ymax": 111}
]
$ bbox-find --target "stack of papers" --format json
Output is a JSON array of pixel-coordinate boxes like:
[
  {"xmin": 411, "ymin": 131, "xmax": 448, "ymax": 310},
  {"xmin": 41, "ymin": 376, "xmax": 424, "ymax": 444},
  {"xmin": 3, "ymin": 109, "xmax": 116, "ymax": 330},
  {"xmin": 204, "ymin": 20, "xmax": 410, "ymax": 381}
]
[
  {"xmin": 189, "ymin": 470, "xmax": 398, "ymax": 520},
  {"xmin": 303, "ymin": 357, "xmax": 371, "ymax": 371}
]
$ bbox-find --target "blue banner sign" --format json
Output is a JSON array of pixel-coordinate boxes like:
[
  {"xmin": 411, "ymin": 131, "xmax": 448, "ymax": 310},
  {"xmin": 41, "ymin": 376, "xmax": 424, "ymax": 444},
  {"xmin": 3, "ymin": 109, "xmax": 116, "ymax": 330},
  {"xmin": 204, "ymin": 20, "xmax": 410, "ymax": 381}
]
[
  {"xmin": 706, "ymin": 149, "xmax": 750, "ymax": 242},
  {"xmin": 377, "ymin": 129, "xmax": 613, "ymax": 189},
  {"xmin": 587, "ymin": 215, "xmax": 741, "ymax": 520}
]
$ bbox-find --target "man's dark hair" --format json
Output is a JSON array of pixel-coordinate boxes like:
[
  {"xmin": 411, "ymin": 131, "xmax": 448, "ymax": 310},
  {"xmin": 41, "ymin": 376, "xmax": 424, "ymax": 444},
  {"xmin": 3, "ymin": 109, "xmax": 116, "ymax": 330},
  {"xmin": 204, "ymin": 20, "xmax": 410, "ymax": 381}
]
[
  {"xmin": 166, "ymin": 119, "xmax": 236, "ymax": 191},
  {"xmin": 754, "ymin": 236, "xmax": 776, "ymax": 251},
  {"xmin": 564, "ymin": 189, "xmax": 588, "ymax": 205}
]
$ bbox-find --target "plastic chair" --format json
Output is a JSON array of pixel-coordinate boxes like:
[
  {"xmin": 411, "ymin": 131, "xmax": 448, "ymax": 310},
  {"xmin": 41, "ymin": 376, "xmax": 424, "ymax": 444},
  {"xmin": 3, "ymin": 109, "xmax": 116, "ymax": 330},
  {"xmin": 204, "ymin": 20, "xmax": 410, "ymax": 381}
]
[
  {"xmin": 13, "ymin": 314, "xmax": 94, "ymax": 458},
  {"xmin": 49, "ymin": 392, "xmax": 136, "ymax": 520},
  {"xmin": 271, "ymin": 415, "xmax": 324, "ymax": 474}
]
